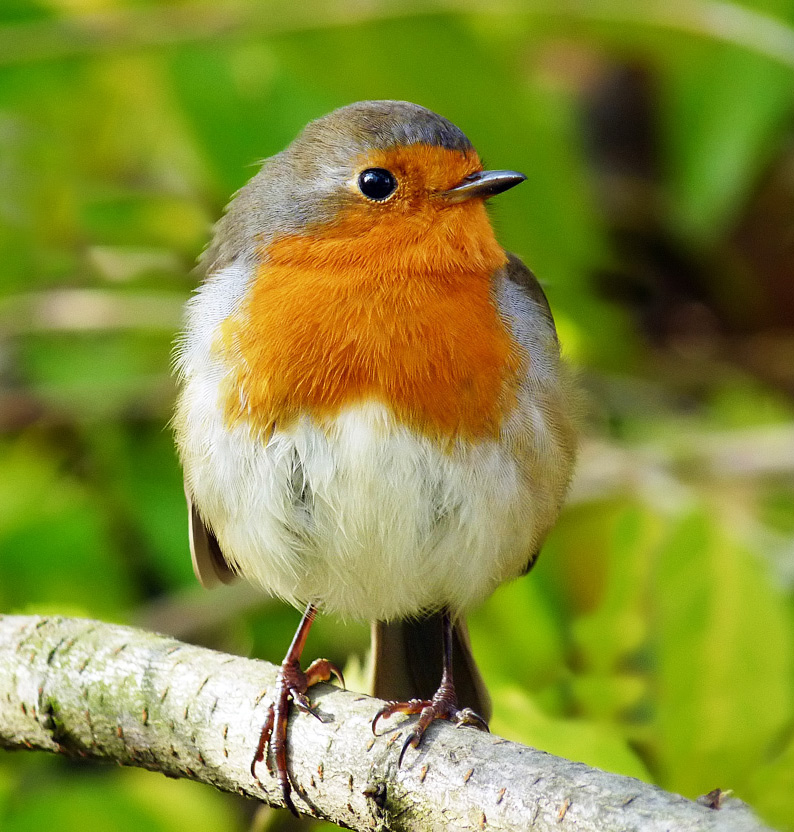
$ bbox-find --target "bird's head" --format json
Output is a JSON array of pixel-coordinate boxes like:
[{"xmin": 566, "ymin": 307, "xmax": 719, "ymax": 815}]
[{"xmin": 207, "ymin": 101, "xmax": 526, "ymax": 279}]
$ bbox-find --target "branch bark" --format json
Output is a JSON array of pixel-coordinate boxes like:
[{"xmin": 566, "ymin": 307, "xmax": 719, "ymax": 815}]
[{"xmin": 0, "ymin": 614, "xmax": 773, "ymax": 831}]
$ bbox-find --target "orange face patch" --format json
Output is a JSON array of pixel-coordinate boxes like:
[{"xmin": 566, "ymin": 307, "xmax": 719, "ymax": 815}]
[{"xmin": 218, "ymin": 144, "xmax": 524, "ymax": 441}]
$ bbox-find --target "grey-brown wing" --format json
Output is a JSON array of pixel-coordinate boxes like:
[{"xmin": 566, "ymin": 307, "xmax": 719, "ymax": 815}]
[
  {"xmin": 186, "ymin": 489, "xmax": 236, "ymax": 588},
  {"xmin": 504, "ymin": 251, "xmax": 559, "ymax": 575},
  {"xmin": 504, "ymin": 251, "xmax": 556, "ymax": 332}
]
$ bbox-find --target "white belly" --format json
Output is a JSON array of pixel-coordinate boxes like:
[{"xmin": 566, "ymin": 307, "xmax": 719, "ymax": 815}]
[{"xmin": 181, "ymin": 399, "xmax": 555, "ymax": 620}]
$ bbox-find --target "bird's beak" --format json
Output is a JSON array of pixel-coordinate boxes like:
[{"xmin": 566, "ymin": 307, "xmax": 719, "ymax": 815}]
[{"xmin": 438, "ymin": 170, "xmax": 526, "ymax": 203}]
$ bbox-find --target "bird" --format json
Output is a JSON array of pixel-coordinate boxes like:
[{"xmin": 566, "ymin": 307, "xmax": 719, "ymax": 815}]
[{"xmin": 173, "ymin": 100, "xmax": 577, "ymax": 816}]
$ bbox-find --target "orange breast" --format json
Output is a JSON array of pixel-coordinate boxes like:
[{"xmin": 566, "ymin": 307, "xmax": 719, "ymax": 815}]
[{"xmin": 218, "ymin": 145, "xmax": 524, "ymax": 441}]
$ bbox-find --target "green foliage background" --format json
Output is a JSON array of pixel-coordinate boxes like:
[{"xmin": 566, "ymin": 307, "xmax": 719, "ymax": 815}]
[{"xmin": 1, "ymin": 0, "xmax": 794, "ymax": 829}]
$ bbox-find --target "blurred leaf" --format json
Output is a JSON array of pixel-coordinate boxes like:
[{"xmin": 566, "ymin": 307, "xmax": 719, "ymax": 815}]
[
  {"xmin": 1, "ymin": 768, "xmax": 239, "ymax": 832},
  {"xmin": 745, "ymin": 731, "xmax": 794, "ymax": 831},
  {"xmin": 491, "ymin": 685, "xmax": 652, "ymax": 782},
  {"xmin": 653, "ymin": 511, "xmax": 792, "ymax": 798},
  {"xmin": 0, "ymin": 762, "xmax": 12, "ymax": 819},
  {"xmin": 572, "ymin": 504, "xmax": 660, "ymax": 676},
  {"xmin": 169, "ymin": 41, "xmax": 334, "ymax": 195},
  {"xmin": 759, "ymin": 482, "xmax": 794, "ymax": 535},
  {"xmin": 80, "ymin": 189, "xmax": 209, "ymax": 252},
  {"xmin": 471, "ymin": 566, "xmax": 568, "ymax": 693},
  {"xmin": 18, "ymin": 331, "xmax": 174, "ymax": 420},
  {"xmin": 92, "ymin": 424, "xmax": 194, "ymax": 590},
  {"xmin": 707, "ymin": 376, "xmax": 794, "ymax": 429},
  {"xmin": 0, "ymin": 437, "xmax": 133, "ymax": 617},
  {"xmin": 118, "ymin": 767, "xmax": 239, "ymax": 832},
  {"xmin": 661, "ymin": 14, "xmax": 794, "ymax": 243},
  {"xmin": 569, "ymin": 672, "xmax": 648, "ymax": 722},
  {"xmin": 541, "ymin": 500, "xmax": 627, "ymax": 618}
]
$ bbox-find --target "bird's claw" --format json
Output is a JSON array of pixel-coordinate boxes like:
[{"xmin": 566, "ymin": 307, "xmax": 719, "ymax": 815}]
[
  {"xmin": 251, "ymin": 656, "xmax": 343, "ymax": 817},
  {"xmin": 372, "ymin": 693, "xmax": 488, "ymax": 767}
]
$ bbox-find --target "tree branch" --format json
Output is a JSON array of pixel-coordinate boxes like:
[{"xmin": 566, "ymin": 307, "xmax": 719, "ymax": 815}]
[{"xmin": 0, "ymin": 614, "xmax": 772, "ymax": 831}]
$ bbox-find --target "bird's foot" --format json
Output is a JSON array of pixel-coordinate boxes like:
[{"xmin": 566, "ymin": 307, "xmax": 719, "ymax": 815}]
[
  {"xmin": 371, "ymin": 681, "xmax": 489, "ymax": 766},
  {"xmin": 251, "ymin": 657, "xmax": 344, "ymax": 816}
]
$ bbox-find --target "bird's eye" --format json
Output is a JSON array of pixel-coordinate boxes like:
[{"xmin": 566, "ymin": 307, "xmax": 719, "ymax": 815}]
[{"xmin": 357, "ymin": 168, "xmax": 398, "ymax": 201}]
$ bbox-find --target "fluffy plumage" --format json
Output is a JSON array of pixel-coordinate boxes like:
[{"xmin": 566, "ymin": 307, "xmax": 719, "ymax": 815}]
[
  {"xmin": 173, "ymin": 99, "xmax": 576, "ymax": 710},
  {"xmin": 175, "ymin": 257, "xmax": 574, "ymax": 619}
]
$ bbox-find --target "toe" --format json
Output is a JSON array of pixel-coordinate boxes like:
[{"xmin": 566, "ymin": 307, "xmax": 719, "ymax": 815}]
[
  {"xmin": 372, "ymin": 698, "xmax": 428, "ymax": 735},
  {"xmin": 453, "ymin": 707, "xmax": 489, "ymax": 732},
  {"xmin": 304, "ymin": 658, "xmax": 346, "ymax": 689}
]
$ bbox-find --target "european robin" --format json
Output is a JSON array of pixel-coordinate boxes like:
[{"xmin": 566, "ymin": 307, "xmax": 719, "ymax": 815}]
[{"xmin": 174, "ymin": 100, "xmax": 577, "ymax": 815}]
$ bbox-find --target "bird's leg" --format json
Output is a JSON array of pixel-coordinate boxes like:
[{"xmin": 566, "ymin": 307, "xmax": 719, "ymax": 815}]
[
  {"xmin": 251, "ymin": 602, "xmax": 345, "ymax": 817},
  {"xmin": 371, "ymin": 610, "xmax": 489, "ymax": 765}
]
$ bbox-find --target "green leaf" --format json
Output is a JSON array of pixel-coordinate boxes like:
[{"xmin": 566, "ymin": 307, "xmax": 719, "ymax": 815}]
[
  {"xmin": 571, "ymin": 504, "xmax": 661, "ymax": 677},
  {"xmin": 1, "ymin": 768, "xmax": 239, "ymax": 832},
  {"xmin": 19, "ymin": 331, "xmax": 174, "ymax": 421},
  {"xmin": 652, "ymin": 511, "xmax": 792, "ymax": 798},
  {"xmin": 470, "ymin": 567, "xmax": 568, "ymax": 693},
  {"xmin": 745, "ymin": 731, "xmax": 794, "ymax": 831},
  {"xmin": 660, "ymin": 10, "xmax": 794, "ymax": 242},
  {"xmin": 92, "ymin": 424, "xmax": 194, "ymax": 590},
  {"xmin": 491, "ymin": 685, "xmax": 652, "ymax": 782},
  {"xmin": 0, "ymin": 438, "xmax": 133, "ymax": 617}
]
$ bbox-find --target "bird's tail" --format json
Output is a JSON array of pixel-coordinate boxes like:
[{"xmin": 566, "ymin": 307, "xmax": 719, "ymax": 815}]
[{"xmin": 370, "ymin": 614, "xmax": 491, "ymax": 721}]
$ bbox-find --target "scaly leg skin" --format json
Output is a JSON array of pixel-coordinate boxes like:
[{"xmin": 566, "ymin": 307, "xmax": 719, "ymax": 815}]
[
  {"xmin": 250, "ymin": 604, "xmax": 344, "ymax": 817},
  {"xmin": 371, "ymin": 611, "xmax": 489, "ymax": 765}
]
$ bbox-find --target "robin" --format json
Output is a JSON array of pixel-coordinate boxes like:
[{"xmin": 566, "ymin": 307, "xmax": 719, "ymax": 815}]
[{"xmin": 174, "ymin": 100, "xmax": 577, "ymax": 815}]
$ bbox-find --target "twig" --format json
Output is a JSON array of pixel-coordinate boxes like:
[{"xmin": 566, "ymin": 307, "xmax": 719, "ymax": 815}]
[{"xmin": 0, "ymin": 614, "xmax": 773, "ymax": 831}]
